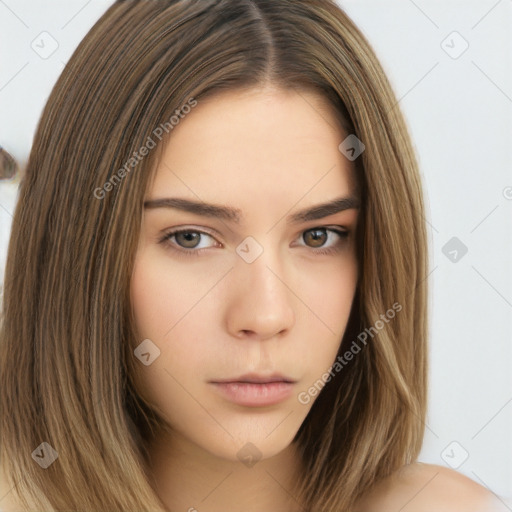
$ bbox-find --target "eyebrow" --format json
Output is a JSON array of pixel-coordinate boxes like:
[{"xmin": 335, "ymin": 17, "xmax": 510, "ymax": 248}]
[{"xmin": 143, "ymin": 195, "xmax": 360, "ymax": 224}]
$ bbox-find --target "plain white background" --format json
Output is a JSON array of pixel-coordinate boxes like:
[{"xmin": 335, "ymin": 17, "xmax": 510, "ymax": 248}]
[{"xmin": 0, "ymin": 0, "xmax": 511, "ymax": 504}]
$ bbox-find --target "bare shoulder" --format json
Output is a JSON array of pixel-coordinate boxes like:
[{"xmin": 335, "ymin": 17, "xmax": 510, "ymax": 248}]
[{"xmin": 354, "ymin": 462, "xmax": 504, "ymax": 512}]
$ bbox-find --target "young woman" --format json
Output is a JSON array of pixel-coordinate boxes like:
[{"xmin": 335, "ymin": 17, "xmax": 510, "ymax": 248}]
[{"xmin": 0, "ymin": 1, "xmax": 500, "ymax": 510}]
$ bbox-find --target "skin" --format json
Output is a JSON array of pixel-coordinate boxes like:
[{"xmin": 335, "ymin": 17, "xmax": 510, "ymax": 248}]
[
  {"xmin": 0, "ymin": 87, "xmax": 500, "ymax": 511},
  {"xmin": 354, "ymin": 462, "xmax": 505, "ymax": 512},
  {"xmin": 130, "ymin": 86, "xmax": 360, "ymax": 512},
  {"xmin": 129, "ymin": 86, "xmax": 499, "ymax": 511}
]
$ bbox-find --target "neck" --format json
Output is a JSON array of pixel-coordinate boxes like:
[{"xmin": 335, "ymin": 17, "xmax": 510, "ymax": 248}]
[{"xmin": 147, "ymin": 428, "xmax": 305, "ymax": 512}]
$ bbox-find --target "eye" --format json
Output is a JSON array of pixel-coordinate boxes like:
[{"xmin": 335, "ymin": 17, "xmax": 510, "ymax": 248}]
[
  {"xmin": 159, "ymin": 226, "xmax": 349, "ymax": 258},
  {"xmin": 298, "ymin": 227, "xmax": 349, "ymax": 254},
  {"xmin": 160, "ymin": 228, "xmax": 219, "ymax": 255}
]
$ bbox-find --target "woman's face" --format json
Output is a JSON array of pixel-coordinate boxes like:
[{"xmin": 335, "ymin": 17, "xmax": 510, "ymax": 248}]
[{"xmin": 130, "ymin": 86, "xmax": 360, "ymax": 462}]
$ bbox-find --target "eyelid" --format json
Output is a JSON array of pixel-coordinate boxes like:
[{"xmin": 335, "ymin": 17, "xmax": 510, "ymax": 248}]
[{"xmin": 295, "ymin": 224, "xmax": 348, "ymax": 236}]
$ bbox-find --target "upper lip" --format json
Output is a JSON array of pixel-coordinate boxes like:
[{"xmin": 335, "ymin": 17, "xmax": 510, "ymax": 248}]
[{"xmin": 210, "ymin": 373, "xmax": 296, "ymax": 384}]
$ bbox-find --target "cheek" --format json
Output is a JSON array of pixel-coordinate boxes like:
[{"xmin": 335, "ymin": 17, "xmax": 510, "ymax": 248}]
[
  {"xmin": 130, "ymin": 249, "xmax": 211, "ymax": 341},
  {"xmin": 129, "ymin": 249, "xmax": 219, "ymax": 375},
  {"xmin": 296, "ymin": 255, "xmax": 358, "ymax": 378},
  {"xmin": 129, "ymin": 254, "xmax": 209, "ymax": 415},
  {"xmin": 130, "ymin": 259, "xmax": 172, "ymax": 341},
  {"xmin": 301, "ymin": 251, "xmax": 357, "ymax": 325}
]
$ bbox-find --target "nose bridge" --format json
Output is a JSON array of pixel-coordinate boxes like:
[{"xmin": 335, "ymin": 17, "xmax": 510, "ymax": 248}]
[
  {"xmin": 236, "ymin": 232, "xmax": 284, "ymax": 285},
  {"xmin": 245, "ymin": 252, "xmax": 286, "ymax": 301},
  {"xmin": 225, "ymin": 237, "xmax": 295, "ymax": 339}
]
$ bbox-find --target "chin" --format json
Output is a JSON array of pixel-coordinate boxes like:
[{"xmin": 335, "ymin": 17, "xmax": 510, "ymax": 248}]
[{"xmin": 194, "ymin": 422, "xmax": 300, "ymax": 464}]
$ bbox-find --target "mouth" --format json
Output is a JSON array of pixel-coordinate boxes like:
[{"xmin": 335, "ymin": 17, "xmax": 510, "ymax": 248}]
[
  {"xmin": 211, "ymin": 373, "xmax": 296, "ymax": 384},
  {"xmin": 209, "ymin": 373, "xmax": 297, "ymax": 407}
]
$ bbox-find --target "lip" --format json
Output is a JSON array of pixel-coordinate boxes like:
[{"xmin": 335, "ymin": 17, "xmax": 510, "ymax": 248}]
[
  {"xmin": 209, "ymin": 373, "xmax": 296, "ymax": 407},
  {"xmin": 212, "ymin": 373, "xmax": 296, "ymax": 384}
]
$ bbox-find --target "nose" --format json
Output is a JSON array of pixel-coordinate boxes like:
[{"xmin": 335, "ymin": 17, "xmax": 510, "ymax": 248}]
[{"xmin": 224, "ymin": 249, "xmax": 295, "ymax": 341}]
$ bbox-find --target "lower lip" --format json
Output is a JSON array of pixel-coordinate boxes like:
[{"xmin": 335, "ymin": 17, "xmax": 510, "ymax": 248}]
[{"xmin": 210, "ymin": 381, "xmax": 295, "ymax": 407}]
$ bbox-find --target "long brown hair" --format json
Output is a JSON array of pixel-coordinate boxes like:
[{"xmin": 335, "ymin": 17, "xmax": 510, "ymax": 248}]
[{"xmin": 0, "ymin": 1, "xmax": 428, "ymax": 510}]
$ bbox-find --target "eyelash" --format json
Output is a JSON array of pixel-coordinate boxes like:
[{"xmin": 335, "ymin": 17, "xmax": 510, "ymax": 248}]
[{"xmin": 159, "ymin": 227, "xmax": 349, "ymax": 258}]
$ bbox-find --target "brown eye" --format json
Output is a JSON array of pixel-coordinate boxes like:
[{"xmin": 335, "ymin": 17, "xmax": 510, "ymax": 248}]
[
  {"xmin": 303, "ymin": 228, "xmax": 328, "ymax": 248},
  {"xmin": 160, "ymin": 229, "xmax": 219, "ymax": 255},
  {"xmin": 174, "ymin": 231, "xmax": 202, "ymax": 248}
]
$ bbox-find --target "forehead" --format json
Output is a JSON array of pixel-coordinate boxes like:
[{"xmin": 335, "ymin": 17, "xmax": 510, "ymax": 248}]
[{"xmin": 148, "ymin": 87, "xmax": 358, "ymax": 217}]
